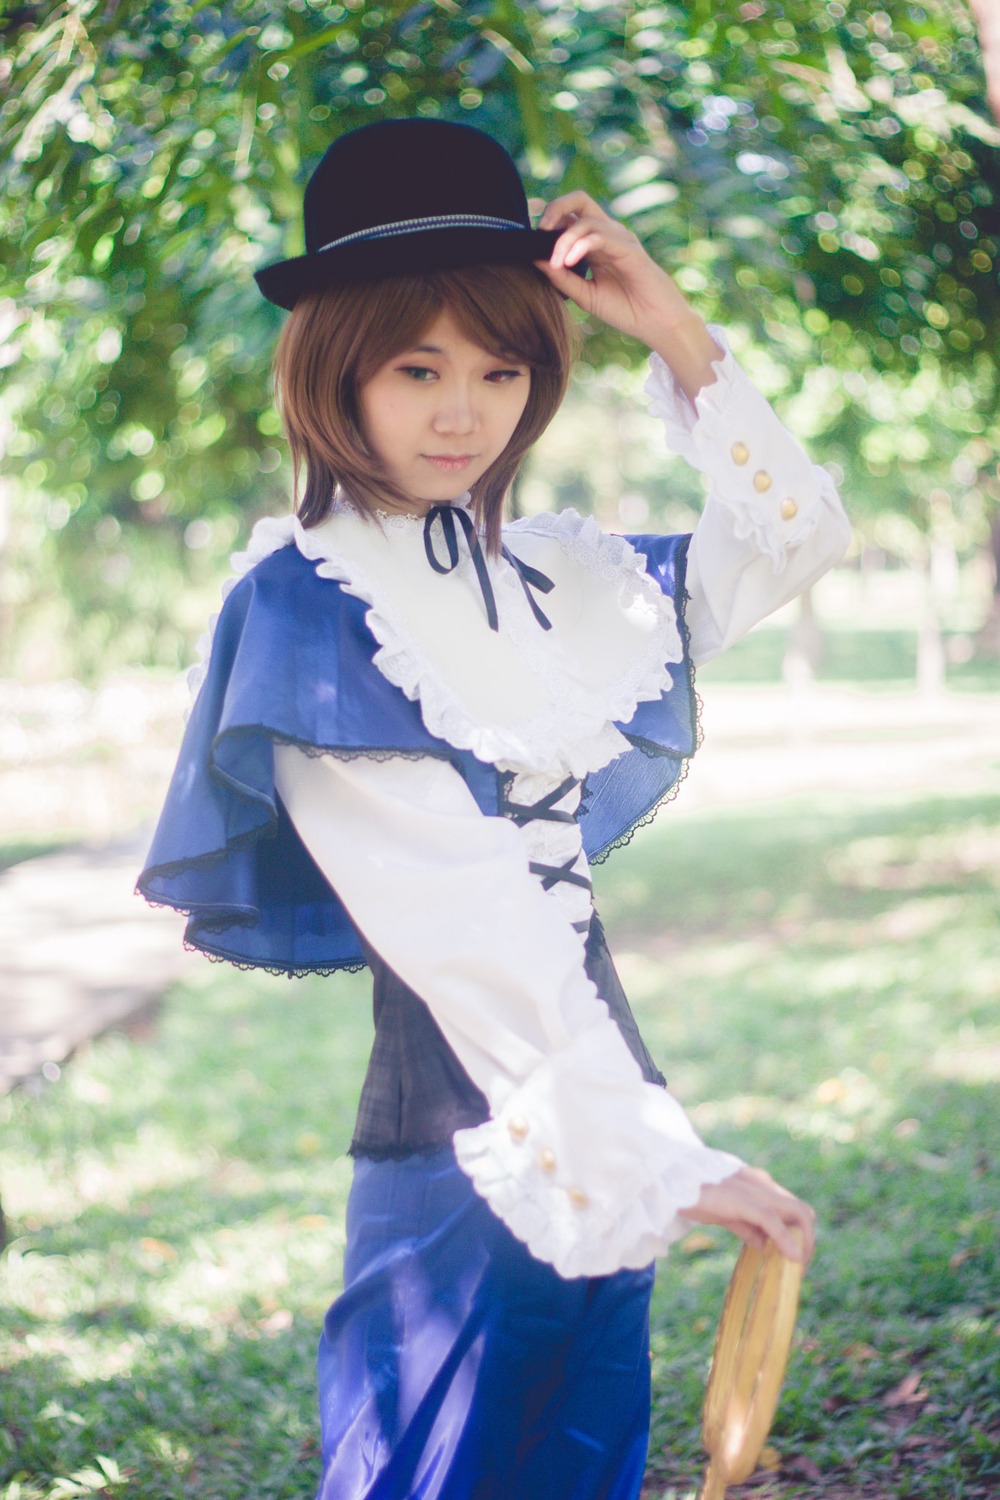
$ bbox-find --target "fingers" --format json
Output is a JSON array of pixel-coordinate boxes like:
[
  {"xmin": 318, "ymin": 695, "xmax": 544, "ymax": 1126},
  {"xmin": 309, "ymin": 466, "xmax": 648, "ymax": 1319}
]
[
  {"xmin": 532, "ymin": 256, "xmax": 596, "ymax": 311},
  {"xmin": 687, "ymin": 1168, "xmax": 817, "ymax": 1265},
  {"xmin": 760, "ymin": 1205, "xmax": 814, "ymax": 1264},
  {"xmin": 536, "ymin": 190, "xmax": 611, "ymax": 232},
  {"xmin": 535, "ymin": 194, "xmax": 629, "ymax": 273},
  {"xmin": 551, "ymin": 229, "xmax": 601, "ymax": 272}
]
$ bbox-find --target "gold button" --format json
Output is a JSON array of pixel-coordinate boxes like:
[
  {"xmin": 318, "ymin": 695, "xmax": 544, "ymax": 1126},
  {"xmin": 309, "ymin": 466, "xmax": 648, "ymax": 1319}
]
[
  {"xmin": 539, "ymin": 1148, "xmax": 557, "ymax": 1174},
  {"xmin": 753, "ymin": 470, "xmax": 772, "ymax": 493},
  {"xmin": 507, "ymin": 1115, "xmax": 529, "ymax": 1143},
  {"xmin": 781, "ymin": 497, "xmax": 799, "ymax": 520},
  {"xmin": 568, "ymin": 1188, "xmax": 589, "ymax": 1209},
  {"xmin": 731, "ymin": 441, "xmax": 749, "ymax": 466}
]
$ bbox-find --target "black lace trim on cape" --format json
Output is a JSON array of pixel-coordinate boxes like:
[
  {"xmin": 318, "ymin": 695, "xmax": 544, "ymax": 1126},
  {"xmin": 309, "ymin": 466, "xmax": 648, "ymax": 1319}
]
[
  {"xmin": 589, "ymin": 535, "xmax": 703, "ymax": 867},
  {"xmin": 186, "ymin": 943, "xmax": 367, "ymax": 981},
  {"xmin": 138, "ymin": 738, "xmax": 495, "ymax": 981}
]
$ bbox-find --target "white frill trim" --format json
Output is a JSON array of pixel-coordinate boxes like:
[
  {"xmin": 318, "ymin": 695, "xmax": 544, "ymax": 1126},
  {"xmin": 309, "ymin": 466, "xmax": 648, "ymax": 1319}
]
[
  {"xmin": 453, "ymin": 1024, "xmax": 743, "ymax": 1279},
  {"xmin": 501, "ymin": 507, "xmax": 684, "ymax": 764},
  {"xmin": 186, "ymin": 514, "xmax": 296, "ymax": 702},
  {"xmin": 644, "ymin": 324, "xmax": 824, "ymax": 573},
  {"xmin": 294, "ymin": 507, "xmax": 683, "ymax": 779},
  {"xmin": 643, "ymin": 323, "xmax": 740, "ymax": 468}
]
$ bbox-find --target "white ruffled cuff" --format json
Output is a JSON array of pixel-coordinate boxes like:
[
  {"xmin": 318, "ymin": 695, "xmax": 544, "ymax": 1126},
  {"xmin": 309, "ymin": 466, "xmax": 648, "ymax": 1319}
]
[
  {"xmin": 644, "ymin": 325, "xmax": 830, "ymax": 573},
  {"xmin": 453, "ymin": 1022, "xmax": 743, "ymax": 1279}
]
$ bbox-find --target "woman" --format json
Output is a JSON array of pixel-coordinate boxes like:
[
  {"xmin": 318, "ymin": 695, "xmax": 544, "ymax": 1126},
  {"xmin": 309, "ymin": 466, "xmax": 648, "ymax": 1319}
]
[{"xmin": 140, "ymin": 117, "xmax": 846, "ymax": 1499}]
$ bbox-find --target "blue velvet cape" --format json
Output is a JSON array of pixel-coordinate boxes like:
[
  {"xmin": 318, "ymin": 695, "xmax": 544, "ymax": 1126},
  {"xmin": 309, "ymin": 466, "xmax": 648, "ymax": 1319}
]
[{"xmin": 137, "ymin": 531, "xmax": 698, "ymax": 975}]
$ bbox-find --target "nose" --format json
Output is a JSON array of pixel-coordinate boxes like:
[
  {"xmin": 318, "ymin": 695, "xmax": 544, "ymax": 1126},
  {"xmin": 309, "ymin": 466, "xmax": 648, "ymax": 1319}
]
[{"xmin": 431, "ymin": 377, "xmax": 480, "ymax": 436}]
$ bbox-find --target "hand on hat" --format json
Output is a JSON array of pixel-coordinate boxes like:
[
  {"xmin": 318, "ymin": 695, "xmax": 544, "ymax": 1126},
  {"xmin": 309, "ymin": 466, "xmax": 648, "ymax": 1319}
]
[{"xmin": 534, "ymin": 191, "xmax": 723, "ymax": 400}]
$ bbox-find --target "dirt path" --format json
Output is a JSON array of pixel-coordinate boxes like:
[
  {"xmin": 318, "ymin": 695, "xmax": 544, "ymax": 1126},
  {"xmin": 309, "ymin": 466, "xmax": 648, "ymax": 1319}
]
[{"xmin": 0, "ymin": 829, "xmax": 192, "ymax": 1094}]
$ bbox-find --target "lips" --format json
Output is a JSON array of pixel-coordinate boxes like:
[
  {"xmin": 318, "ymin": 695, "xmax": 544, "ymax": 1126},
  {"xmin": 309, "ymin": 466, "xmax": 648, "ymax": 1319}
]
[{"xmin": 424, "ymin": 454, "xmax": 475, "ymax": 470}]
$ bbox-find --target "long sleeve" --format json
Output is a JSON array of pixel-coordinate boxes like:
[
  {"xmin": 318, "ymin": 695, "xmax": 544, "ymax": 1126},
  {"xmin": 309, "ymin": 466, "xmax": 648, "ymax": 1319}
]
[
  {"xmin": 645, "ymin": 326, "xmax": 852, "ymax": 665},
  {"xmin": 273, "ymin": 744, "xmax": 741, "ymax": 1278}
]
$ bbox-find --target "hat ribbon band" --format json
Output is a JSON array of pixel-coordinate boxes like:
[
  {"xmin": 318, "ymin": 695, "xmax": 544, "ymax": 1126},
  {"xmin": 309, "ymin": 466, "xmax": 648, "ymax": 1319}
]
[{"xmin": 317, "ymin": 213, "xmax": 526, "ymax": 255}]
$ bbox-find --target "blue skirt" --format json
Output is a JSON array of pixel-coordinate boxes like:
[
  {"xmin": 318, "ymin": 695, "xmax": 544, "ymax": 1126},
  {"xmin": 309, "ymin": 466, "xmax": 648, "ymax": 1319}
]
[{"xmin": 316, "ymin": 1148, "xmax": 656, "ymax": 1500}]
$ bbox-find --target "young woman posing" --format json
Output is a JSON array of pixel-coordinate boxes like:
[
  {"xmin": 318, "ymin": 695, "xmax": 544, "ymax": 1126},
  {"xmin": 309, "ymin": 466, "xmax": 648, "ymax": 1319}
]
[{"xmin": 140, "ymin": 118, "xmax": 848, "ymax": 1499}]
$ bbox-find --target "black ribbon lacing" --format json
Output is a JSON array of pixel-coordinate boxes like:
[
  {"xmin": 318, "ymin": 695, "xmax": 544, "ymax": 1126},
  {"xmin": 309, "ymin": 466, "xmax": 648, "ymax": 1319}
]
[
  {"xmin": 423, "ymin": 504, "xmax": 554, "ymax": 633},
  {"xmin": 501, "ymin": 775, "xmax": 593, "ymax": 933},
  {"xmin": 503, "ymin": 774, "xmax": 580, "ymax": 828}
]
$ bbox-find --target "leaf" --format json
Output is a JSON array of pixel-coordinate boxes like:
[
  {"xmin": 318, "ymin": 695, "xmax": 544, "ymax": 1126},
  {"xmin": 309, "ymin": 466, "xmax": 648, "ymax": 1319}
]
[
  {"xmin": 139, "ymin": 1236, "xmax": 177, "ymax": 1261},
  {"xmin": 842, "ymin": 1341, "xmax": 879, "ymax": 1361},
  {"xmin": 786, "ymin": 1454, "xmax": 823, "ymax": 1482},
  {"xmin": 883, "ymin": 1372, "xmax": 930, "ymax": 1407},
  {"xmin": 757, "ymin": 1444, "xmax": 782, "ymax": 1470},
  {"xmin": 679, "ymin": 1230, "xmax": 717, "ymax": 1255}
]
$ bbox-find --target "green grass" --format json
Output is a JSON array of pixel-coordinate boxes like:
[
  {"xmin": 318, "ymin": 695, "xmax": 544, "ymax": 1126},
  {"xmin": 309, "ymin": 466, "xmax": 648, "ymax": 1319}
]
[
  {"xmin": 2, "ymin": 788, "xmax": 998, "ymax": 1498},
  {"xmin": 0, "ymin": 836, "xmax": 83, "ymax": 874},
  {"xmin": 697, "ymin": 625, "xmax": 1000, "ymax": 694},
  {"xmin": 592, "ymin": 789, "xmax": 1000, "ymax": 1497}
]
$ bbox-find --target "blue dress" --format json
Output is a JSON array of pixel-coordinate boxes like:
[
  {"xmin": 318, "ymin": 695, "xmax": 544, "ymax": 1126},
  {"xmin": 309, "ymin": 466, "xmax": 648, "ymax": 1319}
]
[{"xmin": 318, "ymin": 1148, "xmax": 656, "ymax": 1500}]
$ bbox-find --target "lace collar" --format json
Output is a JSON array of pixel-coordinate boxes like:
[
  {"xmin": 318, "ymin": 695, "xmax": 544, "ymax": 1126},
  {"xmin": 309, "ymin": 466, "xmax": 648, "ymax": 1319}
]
[
  {"xmin": 191, "ymin": 502, "xmax": 683, "ymax": 777},
  {"xmin": 295, "ymin": 504, "xmax": 683, "ymax": 777}
]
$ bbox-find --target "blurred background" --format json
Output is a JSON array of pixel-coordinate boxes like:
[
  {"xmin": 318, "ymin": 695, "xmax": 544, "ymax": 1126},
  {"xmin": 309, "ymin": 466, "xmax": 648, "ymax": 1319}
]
[{"xmin": 1, "ymin": 4, "xmax": 998, "ymax": 1497}]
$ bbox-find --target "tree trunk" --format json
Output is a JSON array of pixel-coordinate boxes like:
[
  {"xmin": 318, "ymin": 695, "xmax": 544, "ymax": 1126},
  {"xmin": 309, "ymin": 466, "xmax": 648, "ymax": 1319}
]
[
  {"xmin": 974, "ymin": 509, "xmax": 1000, "ymax": 658},
  {"xmin": 917, "ymin": 559, "xmax": 947, "ymax": 696}
]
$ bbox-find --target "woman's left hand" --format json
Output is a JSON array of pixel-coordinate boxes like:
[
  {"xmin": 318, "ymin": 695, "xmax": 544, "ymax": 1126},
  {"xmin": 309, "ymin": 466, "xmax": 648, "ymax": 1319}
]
[
  {"xmin": 533, "ymin": 191, "xmax": 697, "ymax": 348},
  {"xmin": 685, "ymin": 1164, "xmax": 817, "ymax": 1265}
]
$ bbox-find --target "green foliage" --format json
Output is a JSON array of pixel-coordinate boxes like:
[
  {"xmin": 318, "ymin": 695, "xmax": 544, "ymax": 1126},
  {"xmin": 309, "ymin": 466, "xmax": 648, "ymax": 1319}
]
[{"xmin": 1, "ymin": 0, "xmax": 999, "ymax": 674}]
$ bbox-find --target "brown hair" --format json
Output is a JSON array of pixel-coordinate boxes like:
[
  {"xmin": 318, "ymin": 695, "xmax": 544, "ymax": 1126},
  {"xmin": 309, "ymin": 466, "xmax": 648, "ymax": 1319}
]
[{"xmin": 272, "ymin": 264, "xmax": 579, "ymax": 553}]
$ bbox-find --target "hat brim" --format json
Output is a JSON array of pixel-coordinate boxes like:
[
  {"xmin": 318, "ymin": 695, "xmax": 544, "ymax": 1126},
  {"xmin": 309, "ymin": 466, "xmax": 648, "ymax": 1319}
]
[{"xmin": 254, "ymin": 227, "xmax": 583, "ymax": 310}]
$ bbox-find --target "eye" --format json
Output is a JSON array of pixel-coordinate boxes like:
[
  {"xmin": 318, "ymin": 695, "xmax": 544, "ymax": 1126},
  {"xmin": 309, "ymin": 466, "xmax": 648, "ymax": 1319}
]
[
  {"xmin": 485, "ymin": 368, "xmax": 526, "ymax": 384},
  {"xmin": 397, "ymin": 365, "xmax": 437, "ymax": 382}
]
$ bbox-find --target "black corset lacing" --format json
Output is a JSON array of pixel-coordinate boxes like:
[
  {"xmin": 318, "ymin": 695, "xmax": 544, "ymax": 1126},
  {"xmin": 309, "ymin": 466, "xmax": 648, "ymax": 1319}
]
[{"xmin": 501, "ymin": 774, "xmax": 593, "ymax": 935}]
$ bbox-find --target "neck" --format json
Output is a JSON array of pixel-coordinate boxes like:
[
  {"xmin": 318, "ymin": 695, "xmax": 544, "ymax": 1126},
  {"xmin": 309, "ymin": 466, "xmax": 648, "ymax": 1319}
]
[{"xmin": 337, "ymin": 487, "xmax": 471, "ymax": 520}]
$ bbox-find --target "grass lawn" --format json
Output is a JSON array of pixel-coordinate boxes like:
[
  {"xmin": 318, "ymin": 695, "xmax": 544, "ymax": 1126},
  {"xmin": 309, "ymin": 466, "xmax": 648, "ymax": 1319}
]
[
  {"xmin": 695, "ymin": 623, "xmax": 1000, "ymax": 696},
  {"xmin": 1, "ymin": 783, "xmax": 998, "ymax": 1499},
  {"xmin": 0, "ymin": 837, "xmax": 84, "ymax": 875}
]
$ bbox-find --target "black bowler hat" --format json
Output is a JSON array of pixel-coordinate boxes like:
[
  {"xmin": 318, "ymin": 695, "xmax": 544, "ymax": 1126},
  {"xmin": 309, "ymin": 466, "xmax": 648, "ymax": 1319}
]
[{"xmin": 254, "ymin": 117, "xmax": 580, "ymax": 310}]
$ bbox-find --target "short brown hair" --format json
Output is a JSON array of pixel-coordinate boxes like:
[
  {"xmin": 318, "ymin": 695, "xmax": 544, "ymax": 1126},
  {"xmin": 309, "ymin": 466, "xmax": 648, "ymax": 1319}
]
[{"xmin": 273, "ymin": 264, "xmax": 578, "ymax": 553}]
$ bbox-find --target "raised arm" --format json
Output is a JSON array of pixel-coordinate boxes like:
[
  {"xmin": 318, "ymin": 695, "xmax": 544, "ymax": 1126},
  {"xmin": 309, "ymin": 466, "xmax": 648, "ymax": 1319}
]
[
  {"xmin": 645, "ymin": 329, "xmax": 851, "ymax": 663},
  {"xmin": 532, "ymin": 193, "xmax": 850, "ymax": 663}
]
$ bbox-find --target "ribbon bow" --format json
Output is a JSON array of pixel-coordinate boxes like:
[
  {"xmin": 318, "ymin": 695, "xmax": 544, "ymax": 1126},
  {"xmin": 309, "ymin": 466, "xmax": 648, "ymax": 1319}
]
[{"xmin": 423, "ymin": 504, "xmax": 554, "ymax": 633}]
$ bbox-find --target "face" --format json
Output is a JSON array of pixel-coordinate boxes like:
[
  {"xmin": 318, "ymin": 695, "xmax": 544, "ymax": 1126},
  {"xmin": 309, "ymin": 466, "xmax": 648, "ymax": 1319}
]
[{"xmin": 357, "ymin": 307, "xmax": 531, "ymax": 512}]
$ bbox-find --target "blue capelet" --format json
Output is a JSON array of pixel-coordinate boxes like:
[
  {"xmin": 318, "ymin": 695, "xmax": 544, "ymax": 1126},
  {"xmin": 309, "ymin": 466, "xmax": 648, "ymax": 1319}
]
[{"xmin": 137, "ymin": 531, "xmax": 698, "ymax": 976}]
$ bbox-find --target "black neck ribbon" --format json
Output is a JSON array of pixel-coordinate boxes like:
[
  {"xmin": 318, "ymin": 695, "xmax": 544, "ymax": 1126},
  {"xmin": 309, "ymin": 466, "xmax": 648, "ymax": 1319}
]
[{"xmin": 422, "ymin": 504, "xmax": 554, "ymax": 633}]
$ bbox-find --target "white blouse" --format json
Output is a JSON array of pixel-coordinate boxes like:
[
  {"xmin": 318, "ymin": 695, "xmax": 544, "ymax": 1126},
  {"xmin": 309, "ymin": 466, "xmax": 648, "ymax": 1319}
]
[{"xmin": 259, "ymin": 330, "xmax": 849, "ymax": 1279}]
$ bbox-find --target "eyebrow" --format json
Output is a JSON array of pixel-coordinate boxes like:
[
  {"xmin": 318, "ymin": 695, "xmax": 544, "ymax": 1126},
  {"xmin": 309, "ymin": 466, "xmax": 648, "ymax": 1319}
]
[{"xmin": 401, "ymin": 343, "xmax": 524, "ymax": 360}]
